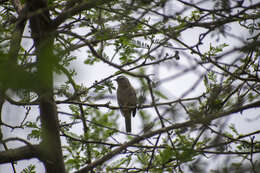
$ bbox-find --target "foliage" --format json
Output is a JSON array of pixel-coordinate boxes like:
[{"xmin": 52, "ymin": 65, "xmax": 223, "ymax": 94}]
[{"xmin": 0, "ymin": 0, "xmax": 260, "ymax": 173}]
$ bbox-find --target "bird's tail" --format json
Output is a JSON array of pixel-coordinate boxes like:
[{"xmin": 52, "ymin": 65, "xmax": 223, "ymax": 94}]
[{"xmin": 125, "ymin": 115, "xmax": 131, "ymax": 133}]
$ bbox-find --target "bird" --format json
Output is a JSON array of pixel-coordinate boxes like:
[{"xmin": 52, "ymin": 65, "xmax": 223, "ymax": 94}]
[{"xmin": 115, "ymin": 76, "xmax": 137, "ymax": 133}]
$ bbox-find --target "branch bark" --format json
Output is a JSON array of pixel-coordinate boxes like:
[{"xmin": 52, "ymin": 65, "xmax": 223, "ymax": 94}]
[
  {"xmin": 27, "ymin": 0, "xmax": 66, "ymax": 172},
  {"xmin": 0, "ymin": 145, "xmax": 40, "ymax": 164}
]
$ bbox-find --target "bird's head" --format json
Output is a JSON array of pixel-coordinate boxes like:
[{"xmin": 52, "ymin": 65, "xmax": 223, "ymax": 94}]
[{"xmin": 115, "ymin": 76, "xmax": 130, "ymax": 87}]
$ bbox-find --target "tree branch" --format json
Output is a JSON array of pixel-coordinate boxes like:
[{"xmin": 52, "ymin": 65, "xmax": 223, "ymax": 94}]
[
  {"xmin": 52, "ymin": 0, "xmax": 112, "ymax": 28},
  {"xmin": 0, "ymin": 144, "xmax": 41, "ymax": 164},
  {"xmin": 75, "ymin": 99, "xmax": 260, "ymax": 172}
]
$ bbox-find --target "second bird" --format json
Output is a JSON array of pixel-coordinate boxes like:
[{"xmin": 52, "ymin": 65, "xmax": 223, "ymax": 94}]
[{"xmin": 115, "ymin": 76, "xmax": 137, "ymax": 133}]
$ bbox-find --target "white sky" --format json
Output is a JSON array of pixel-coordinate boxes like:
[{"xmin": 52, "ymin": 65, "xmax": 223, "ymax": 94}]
[{"xmin": 1, "ymin": 0, "xmax": 260, "ymax": 172}]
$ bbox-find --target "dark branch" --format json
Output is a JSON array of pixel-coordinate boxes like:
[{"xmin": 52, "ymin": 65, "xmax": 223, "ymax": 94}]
[{"xmin": 0, "ymin": 144, "xmax": 41, "ymax": 164}]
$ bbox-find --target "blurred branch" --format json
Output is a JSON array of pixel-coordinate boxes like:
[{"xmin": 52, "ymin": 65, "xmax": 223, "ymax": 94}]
[{"xmin": 0, "ymin": 140, "xmax": 40, "ymax": 164}]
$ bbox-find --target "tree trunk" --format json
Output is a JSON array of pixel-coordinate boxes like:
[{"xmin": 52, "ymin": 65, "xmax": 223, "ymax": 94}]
[{"xmin": 28, "ymin": 0, "xmax": 65, "ymax": 172}]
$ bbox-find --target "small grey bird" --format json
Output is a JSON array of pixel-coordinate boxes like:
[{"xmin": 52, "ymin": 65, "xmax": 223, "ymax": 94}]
[{"xmin": 115, "ymin": 76, "xmax": 137, "ymax": 133}]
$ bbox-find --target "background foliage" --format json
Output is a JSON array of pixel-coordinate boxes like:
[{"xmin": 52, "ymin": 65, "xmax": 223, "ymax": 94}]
[{"xmin": 0, "ymin": 0, "xmax": 260, "ymax": 172}]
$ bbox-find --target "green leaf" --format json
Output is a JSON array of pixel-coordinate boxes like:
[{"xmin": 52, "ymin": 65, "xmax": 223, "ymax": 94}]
[
  {"xmin": 159, "ymin": 146, "xmax": 174, "ymax": 164},
  {"xmin": 21, "ymin": 164, "xmax": 36, "ymax": 173}
]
